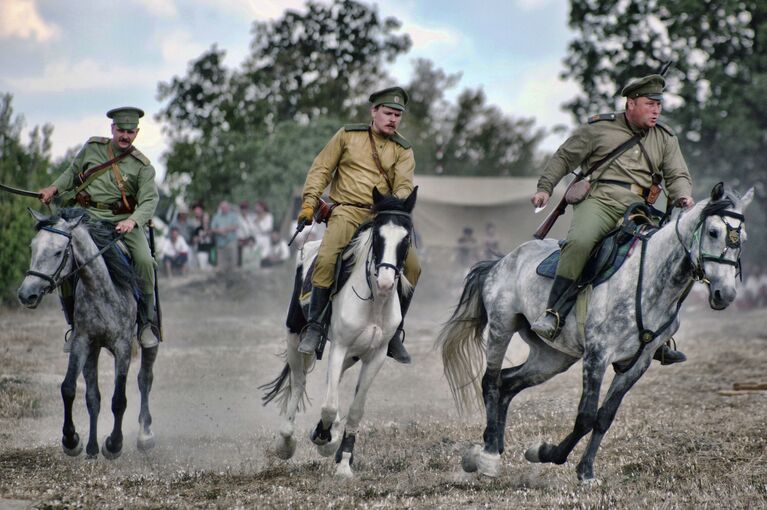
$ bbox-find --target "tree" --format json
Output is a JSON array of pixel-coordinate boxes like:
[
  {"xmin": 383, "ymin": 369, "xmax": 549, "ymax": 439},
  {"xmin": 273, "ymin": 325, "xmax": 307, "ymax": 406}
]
[
  {"xmin": 0, "ymin": 94, "xmax": 54, "ymax": 302},
  {"xmin": 564, "ymin": 0, "xmax": 767, "ymax": 270}
]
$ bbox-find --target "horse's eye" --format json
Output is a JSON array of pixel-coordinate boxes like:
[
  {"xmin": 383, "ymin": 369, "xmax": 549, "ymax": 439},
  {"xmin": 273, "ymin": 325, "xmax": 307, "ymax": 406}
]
[
  {"xmin": 708, "ymin": 229, "xmax": 718, "ymax": 239},
  {"xmin": 55, "ymin": 250, "xmax": 63, "ymax": 257}
]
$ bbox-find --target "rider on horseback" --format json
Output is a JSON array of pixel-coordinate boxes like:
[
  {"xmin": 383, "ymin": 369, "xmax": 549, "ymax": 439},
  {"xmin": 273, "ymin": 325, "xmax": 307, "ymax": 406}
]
[
  {"xmin": 296, "ymin": 87, "xmax": 420, "ymax": 364},
  {"xmin": 530, "ymin": 74, "xmax": 694, "ymax": 365},
  {"xmin": 38, "ymin": 107, "xmax": 160, "ymax": 350}
]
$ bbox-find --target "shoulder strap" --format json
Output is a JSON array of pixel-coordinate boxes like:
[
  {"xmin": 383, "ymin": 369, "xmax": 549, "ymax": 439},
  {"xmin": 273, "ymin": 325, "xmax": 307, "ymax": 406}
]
[
  {"xmin": 74, "ymin": 145, "xmax": 134, "ymax": 188},
  {"xmin": 106, "ymin": 143, "xmax": 132, "ymax": 212},
  {"xmin": 586, "ymin": 133, "xmax": 642, "ymax": 180},
  {"xmin": 367, "ymin": 128, "xmax": 394, "ymax": 191}
]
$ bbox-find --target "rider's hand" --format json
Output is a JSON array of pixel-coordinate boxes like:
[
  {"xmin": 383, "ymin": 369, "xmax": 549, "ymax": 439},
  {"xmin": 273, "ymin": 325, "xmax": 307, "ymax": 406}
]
[
  {"xmin": 39, "ymin": 186, "xmax": 58, "ymax": 204},
  {"xmin": 297, "ymin": 202, "xmax": 314, "ymax": 225},
  {"xmin": 115, "ymin": 219, "xmax": 137, "ymax": 234},
  {"xmin": 531, "ymin": 191, "xmax": 550, "ymax": 208},
  {"xmin": 676, "ymin": 196, "xmax": 694, "ymax": 209}
]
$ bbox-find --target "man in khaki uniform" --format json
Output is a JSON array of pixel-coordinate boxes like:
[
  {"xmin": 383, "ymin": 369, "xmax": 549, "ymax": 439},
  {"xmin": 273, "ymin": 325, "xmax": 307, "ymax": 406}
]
[
  {"xmin": 39, "ymin": 107, "xmax": 161, "ymax": 348},
  {"xmin": 296, "ymin": 87, "xmax": 420, "ymax": 364},
  {"xmin": 530, "ymin": 74, "xmax": 694, "ymax": 364}
]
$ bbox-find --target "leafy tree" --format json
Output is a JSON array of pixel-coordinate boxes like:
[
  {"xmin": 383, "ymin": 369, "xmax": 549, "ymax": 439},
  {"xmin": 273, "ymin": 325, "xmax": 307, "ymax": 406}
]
[
  {"xmin": 563, "ymin": 0, "xmax": 767, "ymax": 270},
  {"xmin": 0, "ymin": 94, "xmax": 54, "ymax": 302}
]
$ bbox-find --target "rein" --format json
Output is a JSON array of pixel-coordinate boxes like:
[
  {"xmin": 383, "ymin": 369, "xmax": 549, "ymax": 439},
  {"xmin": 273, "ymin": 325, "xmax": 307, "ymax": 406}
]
[
  {"xmin": 616, "ymin": 203, "xmax": 744, "ymax": 374},
  {"xmin": 26, "ymin": 221, "xmax": 125, "ymax": 294}
]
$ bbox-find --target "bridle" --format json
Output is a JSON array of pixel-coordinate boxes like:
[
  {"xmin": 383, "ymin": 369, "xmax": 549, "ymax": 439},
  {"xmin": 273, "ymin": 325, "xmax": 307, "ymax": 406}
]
[
  {"xmin": 25, "ymin": 218, "xmax": 125, "ymax": 295},
  {"xmin": 354, "ymin": 210, "xmax": 413, "ymax": 302},
  {"xmin": 675, "ymin": 205, "xmax": 744, "ymax": 285}
]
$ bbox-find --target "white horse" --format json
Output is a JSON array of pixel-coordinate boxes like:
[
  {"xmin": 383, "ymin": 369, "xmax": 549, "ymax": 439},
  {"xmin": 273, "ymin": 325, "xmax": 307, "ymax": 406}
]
[
  {"xmin": 262, "ymin": 188, "xmax": 416, "ymax": 477},
  {"xmin": 437, "ymin": 182, "xmax": 753, "ymax": 482}
]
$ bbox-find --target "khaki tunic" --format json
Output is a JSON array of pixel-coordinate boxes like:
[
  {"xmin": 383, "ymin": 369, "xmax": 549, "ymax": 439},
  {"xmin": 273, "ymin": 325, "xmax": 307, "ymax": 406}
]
[
  {"xmin": 52, "ymin": 137, "xmax": 159, "ymax": 293},
  {"xmin": 302, "ymin": 125, "xmax": 420, "ymax": 288},
  {"xmin": 537, "ymin": 113, "xmax": 692, "ymax": 280}
]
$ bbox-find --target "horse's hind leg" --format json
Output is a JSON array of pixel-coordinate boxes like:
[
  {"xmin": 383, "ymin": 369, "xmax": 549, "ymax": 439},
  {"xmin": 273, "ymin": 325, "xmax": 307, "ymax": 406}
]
[
  {"xmin": 102, "ymin": 342, "xmax": 130, "ymax": 460},
  {"xmin": 275, "ymin": 333, "xmax": 307, "ymax": 460},
  {"xmin": 334, "ymin": 350, "xmax": 387, "ymax": 478},
  {"xmin": 137, "ymin": 345, "xmax": 158, "ymax": 452},
  {"xmin": 576, "ymin": 351, "xmax": 653, "ymax": 482},
  {"xmin": 61, "ymin": 337, "xmax": 88, "ymax": 457},
  {"xmin": 311, "ymin": 342, "xmax": 346, "ymax": 451},
  {"xmin": 82, "ymin": 344, "xmax": 102, "ymax": 458},
  {"xmin": 525, "ymin": 348, "xmax": 608, "ymax": 467}
]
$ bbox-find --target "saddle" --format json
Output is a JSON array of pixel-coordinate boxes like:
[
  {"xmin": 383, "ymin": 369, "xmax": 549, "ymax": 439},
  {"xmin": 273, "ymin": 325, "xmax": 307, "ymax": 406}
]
[{"xmin": 536, "ymin": 203, "xmax": 662, "ymax": 288}]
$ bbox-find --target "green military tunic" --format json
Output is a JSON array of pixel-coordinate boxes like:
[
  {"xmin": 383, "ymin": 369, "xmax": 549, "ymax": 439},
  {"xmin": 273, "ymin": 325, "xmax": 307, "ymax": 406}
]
[
  {"xmin": 537, "ymin": 112, "xmax": 692, "ymax": 280},
  {"xmin": 302, "ymin": 124, "xmax": 420, "ymax": 288},
  {"xmin": 52, "ymin": 136, "xmax": 159, "ymax": 293}
]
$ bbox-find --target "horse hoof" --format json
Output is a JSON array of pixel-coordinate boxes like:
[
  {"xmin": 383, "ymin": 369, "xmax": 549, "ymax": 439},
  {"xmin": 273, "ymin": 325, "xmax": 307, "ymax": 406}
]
[
  {"xmin": 275, "ymin": 434, "xmax": 297, "ymax": 460},
  {"xmin": 579, "ymin": 477, "xmax": 601, "ymax": 487},
  {"xmin": 335, "ymin": 452, "xmax": 354, "ymax": 478},
  {"xmin": 137, "ymin": 431, "xmax": 156, "ymax": 452},
  {"xmin": 101, "ymin": 436, "xmax": 122, "ymax": 460},
  {"xmin": 461, "ymin": 444, "xmax": 482, "ymax": 473},
  {"xmin": 62, "ymin": 435, "xmax": 83, "ymax": 457},
  {"xmin": 478, "ymin": 451, "xmax": 501, "ymax": 478},
  {"xmin": 524, "ymin": 442, "xmax": 544, "ymax": 463},
  {"xmin": 309, "ymin": 423, "xmax": 331, "ymax": 447},
  {"xmin": 316, "ymin": 432, "xmax": 340, "ymax": 458}
]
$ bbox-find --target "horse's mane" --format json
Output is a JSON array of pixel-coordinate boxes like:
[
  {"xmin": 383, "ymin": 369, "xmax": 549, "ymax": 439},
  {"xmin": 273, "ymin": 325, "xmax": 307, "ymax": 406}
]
[
  {"xmin": 371, "ymin": 194, "xmax": 411, "ymax": 216},
  {"xmin": 37, "ymin": 208, "xmax": 138, "ymax": 291}
]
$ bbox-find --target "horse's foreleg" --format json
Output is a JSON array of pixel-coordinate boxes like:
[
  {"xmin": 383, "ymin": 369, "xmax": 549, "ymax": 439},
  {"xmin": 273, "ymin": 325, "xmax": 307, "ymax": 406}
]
[
  {"xmin": 311, "ymin": 343, "xmax": 346, "ymax": 448},
  {"xmin": 334, "ymin": 349, "xmax": 387, "ymax": 477},
  {"xmin": 61, "ymin": 339, "xmax": 88, "ymax": 457},
  {"xmin": 526, "ymin": 351, "xmax": 607, "ymax": 466},
  {"xmin": 82, "ymin": 345, "xmax": 101, "ymax": 458},
  {"xmin": 137, "ymin": 345, "xmax": 158, "ymax": 452},
  {"xmin": 576, "ymin": 352, "xmax": 653, "ymax": 482},
  {"xmin": 102, "ymin": 344, "xmax": 130, "ymax": 460}
]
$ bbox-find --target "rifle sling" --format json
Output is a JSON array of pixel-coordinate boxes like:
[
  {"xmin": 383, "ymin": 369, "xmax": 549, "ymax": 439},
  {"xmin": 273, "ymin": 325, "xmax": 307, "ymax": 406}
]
[
  {"xmin": 73, "ymin": 145, "xmax": 134, "ymax": 192},
  {"xmin": 367, "ymin": 128, "xmax": 394, "ymax": 192},
  {"xmin": 585, "ymin": 132, "xmax": 642, "ymax": 181}
]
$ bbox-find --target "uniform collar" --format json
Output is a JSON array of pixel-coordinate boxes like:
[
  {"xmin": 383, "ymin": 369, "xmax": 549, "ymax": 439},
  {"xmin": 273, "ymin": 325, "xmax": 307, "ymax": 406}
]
[{"xmin": 622, "ymin": 112, "xmax": 648, "ymax": 138}]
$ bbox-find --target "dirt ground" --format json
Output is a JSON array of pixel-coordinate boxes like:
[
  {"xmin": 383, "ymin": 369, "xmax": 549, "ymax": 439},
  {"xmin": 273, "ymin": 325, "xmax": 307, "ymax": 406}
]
[{"xmin": 1, "ymin": 265, "xmax": 765, "ymax": 509}]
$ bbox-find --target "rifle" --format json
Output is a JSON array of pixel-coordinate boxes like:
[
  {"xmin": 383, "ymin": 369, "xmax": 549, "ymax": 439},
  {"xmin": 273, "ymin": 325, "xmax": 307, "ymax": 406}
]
[
  {"xmin": 533, "ymin": 173, "xmax": 583, "ymax": 240},
  {"xmin": 147, "ymin": 219, "xmax": 163, "ymax": 340}
]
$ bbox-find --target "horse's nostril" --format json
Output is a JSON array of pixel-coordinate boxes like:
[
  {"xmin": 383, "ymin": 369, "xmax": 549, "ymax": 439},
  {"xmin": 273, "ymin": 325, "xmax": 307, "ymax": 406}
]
[{"xmin": 714, "ymin": 289, "xmax": 722, "ymax": 302}]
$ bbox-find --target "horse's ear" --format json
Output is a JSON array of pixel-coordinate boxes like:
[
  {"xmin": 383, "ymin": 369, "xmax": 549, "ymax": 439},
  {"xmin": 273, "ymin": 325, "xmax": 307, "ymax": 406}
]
[
  {"xmin": 740, "ymin": 186, "xmax": 754, "ymax": 210},
  {"xmin": 403, "ymin": 186, "xmax": 418, "ymax": 213},
  {"xmin": 372, "ymin": 186, "xmax": 384, "ymax": 204},
  {"xmin": 711, "ymin": 182, "xmax": 725, "ymax": 201},
  {"xmin": 27, "ymin": 207, "xmax": 49, "ymax": 224}
]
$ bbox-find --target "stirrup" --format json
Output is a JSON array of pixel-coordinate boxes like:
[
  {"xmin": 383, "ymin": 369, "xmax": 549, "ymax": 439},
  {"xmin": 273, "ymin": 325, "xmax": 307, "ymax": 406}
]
[
  {"xmin": 534, "ymin": 308, "xmax": 563, "ymax": 340},
  {"xmin": 63, "ymin": 328, "xmax": 73, "ymax": 353},
  {"xmin": 298, "ymin": 321, "xmax": 324, "ymax": 354}
]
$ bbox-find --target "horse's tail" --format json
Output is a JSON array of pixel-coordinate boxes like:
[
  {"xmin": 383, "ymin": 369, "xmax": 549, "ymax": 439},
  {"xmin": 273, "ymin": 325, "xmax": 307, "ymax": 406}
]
[
  {"xmin": 435, "ymin": 258, "xmax": 498, "ymax": 414},
  {"xmin": 259, "ymin": 361, "xmax": 291, "ymax": 409}
]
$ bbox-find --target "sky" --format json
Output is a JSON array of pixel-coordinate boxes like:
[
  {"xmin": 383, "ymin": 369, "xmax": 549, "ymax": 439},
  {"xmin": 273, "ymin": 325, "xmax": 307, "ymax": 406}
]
[{"xmin": 0, "ymin": 0, "xmax": 579, "ymax": 179}]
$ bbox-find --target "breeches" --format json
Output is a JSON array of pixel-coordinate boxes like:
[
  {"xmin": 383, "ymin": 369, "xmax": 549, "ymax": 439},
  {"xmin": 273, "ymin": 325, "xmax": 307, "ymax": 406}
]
[
  {"xmin": 556, "ymin": 197, "xmax": 625, "ymax": 281},
  {"xmin": 123, "ymin": 227, "xmax": 156, "ymax": 293},
  {"xmin": 311, "ymin": 210, "xmax": 421, "ymax": 289}
]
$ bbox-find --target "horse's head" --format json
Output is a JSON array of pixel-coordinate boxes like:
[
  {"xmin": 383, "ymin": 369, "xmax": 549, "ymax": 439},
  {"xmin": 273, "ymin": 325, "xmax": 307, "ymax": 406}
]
[
  {"xmin": 17, "ymin": 208, "xmax": 86, "ymax": 308},
  {"xmin": 683, "ymin": 182, "xmax": 754, "ymax": 310},
  {"xmin": 369, "ymin": 186, "xmax": 417, "ymax": 296}
]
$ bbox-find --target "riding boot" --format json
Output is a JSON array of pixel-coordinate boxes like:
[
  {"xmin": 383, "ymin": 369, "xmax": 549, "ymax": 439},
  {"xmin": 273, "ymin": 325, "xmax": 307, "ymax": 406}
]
[
  {"xmin": 60, "ymin": 295, "xmax": 75, "ymax": 354},
  {"xmin": 653, "ymin": 341, "xmax": 687, "ymax": 365},
  {"xmin": 386, "ymin": 287, "xmax": 413, "ymax": 364},
  {"xmin": 137, "ymin": 292, "xmax": 161, "ymax": 349},
  {"xmin": 297, "ymin": 287, "xmax": 332, "ymax": 355},
  {"xmin": 531, "ymin": 276, "xmax": 575, "ymax": 341}
]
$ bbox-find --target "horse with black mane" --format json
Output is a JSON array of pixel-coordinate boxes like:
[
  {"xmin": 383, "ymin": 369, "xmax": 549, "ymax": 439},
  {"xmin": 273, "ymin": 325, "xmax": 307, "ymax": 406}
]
[
  {"xmin": 262, "ymin": 188, "xmax": 417, "ymax": 477},
  {"xmin": 437, "ymin": 182, "xmax": 753, "ymax": 482},
  {"xmin": 17, "ymin": 208, "xmax": 158, "ymax": 459}
]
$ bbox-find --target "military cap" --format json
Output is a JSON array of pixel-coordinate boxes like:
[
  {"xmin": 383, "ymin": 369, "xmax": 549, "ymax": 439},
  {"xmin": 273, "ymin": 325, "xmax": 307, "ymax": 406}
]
[
  {"xmin": 369, "ymin": 86, "xmax": 409, "ymax": 112},
  {"xmin": 621, "ymin": 74, "xmax": 665, "ymax": 101},
  {"xmin": 106, "ymin": 106, "xmax": 145, "ymax": 129}
]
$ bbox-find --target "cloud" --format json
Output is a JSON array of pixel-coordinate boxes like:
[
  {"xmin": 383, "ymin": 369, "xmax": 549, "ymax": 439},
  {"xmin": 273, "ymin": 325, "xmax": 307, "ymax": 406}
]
[
  {"xmin": 513, "ymin": 0, "xmax": 555, "ymax": 11},
  {"xmin": 135, "ymin": 0, "xmax": 178, "ymax": 18},
  {"xmin": 159, "ymin": 29, "xmax": 207, "ymax": 64},
  {"xmin": 194, "ymin": 0, "xmax": 311, "ymax": 20},
  {"xmin": 406, "ymin": 22, "xmax": 461, "ymax": 50},
  {"xmin": 0, "ymin": 0, "xmax": 59, "ymax": 42},
  {"xmin": 3, "ymin": 59, "xmax": 158, "ymax": 93}
]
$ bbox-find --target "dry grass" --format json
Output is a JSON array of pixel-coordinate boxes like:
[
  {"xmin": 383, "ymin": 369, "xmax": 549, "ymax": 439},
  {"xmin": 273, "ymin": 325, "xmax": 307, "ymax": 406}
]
[{"xmin": 0, "ymin": 270, "xmax": 765, "ymax": 509}]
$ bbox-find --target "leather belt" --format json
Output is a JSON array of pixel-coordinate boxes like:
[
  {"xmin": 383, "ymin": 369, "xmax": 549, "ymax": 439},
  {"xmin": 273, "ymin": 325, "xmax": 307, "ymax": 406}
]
[
  {"xmin": 596, "ymin": 179, "xmax": 650, "ymax": 199},
  {"xmin": 336, "ymin": 203, "xmax": 372, "ymax": 209}
]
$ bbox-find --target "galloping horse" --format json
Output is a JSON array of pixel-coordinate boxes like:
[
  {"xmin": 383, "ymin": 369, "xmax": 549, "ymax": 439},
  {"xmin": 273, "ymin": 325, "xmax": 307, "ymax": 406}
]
[
  {"xmin": 262, "ymin": 188, "xmax": 417, "ymax": 477},
  {"xmin": 17, "ymin": 208, "xmax": 158, "ymax": 459},
  {"xmin": 437, "ymin": 183, "xmax": 752, "ymax": 482}
]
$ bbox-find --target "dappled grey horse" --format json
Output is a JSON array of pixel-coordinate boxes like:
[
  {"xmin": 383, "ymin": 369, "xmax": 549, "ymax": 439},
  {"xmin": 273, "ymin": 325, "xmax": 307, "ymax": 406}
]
[
  {"xmin": 17, "ymin": 208, "xmax": 158, "ymax": 459},
  {"xmin": 437, "ymin": 183, "xmax": 753, "ymax": 482}
]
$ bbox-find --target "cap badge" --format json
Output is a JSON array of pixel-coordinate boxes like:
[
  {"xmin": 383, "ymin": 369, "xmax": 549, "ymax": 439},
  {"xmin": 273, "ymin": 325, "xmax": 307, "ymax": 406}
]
[{"xmin": 394, "ymin": 96, "xmax": 400, "ymax": 103}]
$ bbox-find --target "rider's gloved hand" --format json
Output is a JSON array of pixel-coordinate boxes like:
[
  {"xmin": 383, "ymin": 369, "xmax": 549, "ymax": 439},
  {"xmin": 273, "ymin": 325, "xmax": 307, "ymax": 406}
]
[{"xmin": 297, "ymin": 202, "xmax": 315, "ymax": 225}]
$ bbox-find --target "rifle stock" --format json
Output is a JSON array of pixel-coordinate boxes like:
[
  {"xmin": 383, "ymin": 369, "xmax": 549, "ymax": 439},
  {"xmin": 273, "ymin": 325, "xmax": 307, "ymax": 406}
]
[{"xmin": 533, "ymin": 174, "xmax": 584, "ymax": 240}]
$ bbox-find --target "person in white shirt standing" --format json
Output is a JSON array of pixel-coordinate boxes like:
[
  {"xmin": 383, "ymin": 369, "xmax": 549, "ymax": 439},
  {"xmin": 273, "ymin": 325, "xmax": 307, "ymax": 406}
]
[{"xmin": 162, "ymin": 226, "xmax": 190, "ymax": 277}]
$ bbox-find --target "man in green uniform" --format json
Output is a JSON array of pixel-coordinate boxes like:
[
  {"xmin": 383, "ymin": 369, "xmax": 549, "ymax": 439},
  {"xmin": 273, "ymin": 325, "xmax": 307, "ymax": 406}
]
[
  {"xmin": 530, "ymin": 74, "xmax": 694, "ymax": 364},
  {"xmin": 39, "ymin": 107, "xmax": 161, "ymax": 348},
  {"xmin": 296, "ymin": 86, "xmax": 420, "ymax": 364}
]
